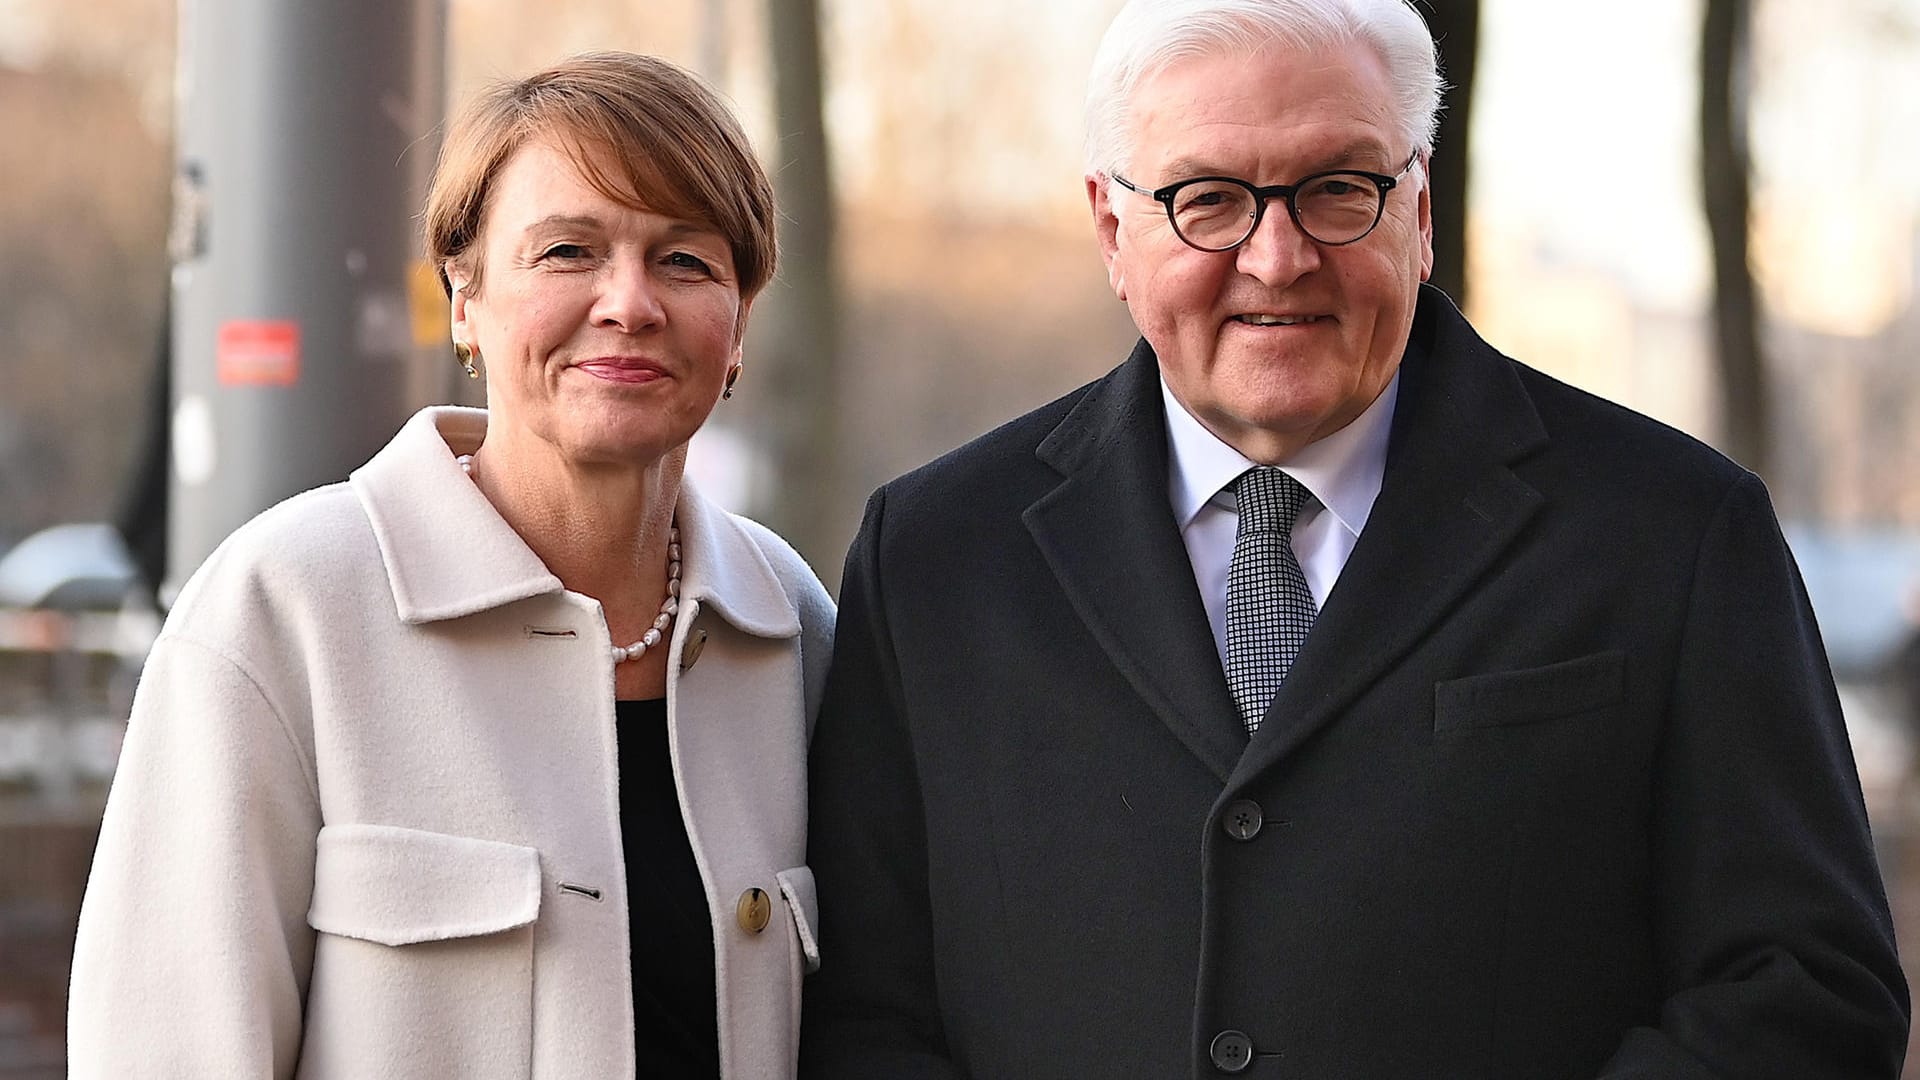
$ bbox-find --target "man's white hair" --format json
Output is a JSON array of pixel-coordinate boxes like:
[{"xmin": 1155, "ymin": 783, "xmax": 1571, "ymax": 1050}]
[{"xmin": 1084, "ymin": 0, "xmax": 1446, "ymax": 180}]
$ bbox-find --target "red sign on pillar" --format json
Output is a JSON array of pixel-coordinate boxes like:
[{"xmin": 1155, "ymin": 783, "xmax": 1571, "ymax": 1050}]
[{"xmin": 216, "ymin": 320, "xmax": 301, "ymax": 386}]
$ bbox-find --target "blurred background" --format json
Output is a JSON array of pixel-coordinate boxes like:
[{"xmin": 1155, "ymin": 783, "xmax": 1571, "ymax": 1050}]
[{"xmin": 1, "ymin": 0, "xmax": 1917, "ymax": 1074}]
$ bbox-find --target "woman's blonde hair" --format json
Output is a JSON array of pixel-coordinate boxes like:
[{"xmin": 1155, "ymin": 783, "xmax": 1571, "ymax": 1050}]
[{"xmin": 424, "ymin": 51, "xmax": 777, "ymax": 300}]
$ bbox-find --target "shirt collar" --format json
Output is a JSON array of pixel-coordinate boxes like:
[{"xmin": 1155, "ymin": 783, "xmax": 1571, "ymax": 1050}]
[{"xmin": 1161, "ymin": 371, "xmax": 1399, "ymax": 538}]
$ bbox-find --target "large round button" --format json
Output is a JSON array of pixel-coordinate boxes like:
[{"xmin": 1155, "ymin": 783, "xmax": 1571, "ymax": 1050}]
[
  {"xmin": 736, "ymin": 887, "xmax": 772, "ymax": 933},
  {"xmin": 1221, "ymin": 799, "xmax": 1264, "ymax": 841},
  {"xmin": 1209, "ymin": 1030, "xmax": 1254, "ymax": 1073}
]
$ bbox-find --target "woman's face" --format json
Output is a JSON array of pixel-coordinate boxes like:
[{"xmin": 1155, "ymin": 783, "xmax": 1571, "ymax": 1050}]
[{"xmin": 450, "ymin": 136, "xmax": 748, "ymax": 469}]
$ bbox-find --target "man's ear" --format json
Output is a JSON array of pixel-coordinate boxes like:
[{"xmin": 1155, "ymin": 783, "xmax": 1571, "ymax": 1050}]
[
  {"xmin": 1415, "ymin": 155, "xmax": 1435, "ymax": 282},
  {"xmin": 1087, "ymin": 173, "xmax": 1128, "ymax": 301}
]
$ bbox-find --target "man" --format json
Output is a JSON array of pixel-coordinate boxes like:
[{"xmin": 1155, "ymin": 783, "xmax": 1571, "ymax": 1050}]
[{"xmin": 802, "ymin": 0, "xmax": 1909, "ymax": 1076}]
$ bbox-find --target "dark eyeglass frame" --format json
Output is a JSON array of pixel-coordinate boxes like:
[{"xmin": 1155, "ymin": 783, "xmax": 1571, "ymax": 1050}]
[{"xmin": 1109, "ymin": 151, "xmax": 1420, "ymax": 251}]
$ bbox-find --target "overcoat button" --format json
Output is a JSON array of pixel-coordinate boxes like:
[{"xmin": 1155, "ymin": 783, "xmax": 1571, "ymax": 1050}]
[
  {"xmin": 681, "ymin": 628, "xmax": 708, "ymax": 671},
  {"xmin": 736, "ymin": 887, "xmax": 772, "ymax": 933},
  {"xmin": 1221, "ymin": 799, "xmax": 1264, "ymax": 841},
  {"xmin": 1209, "ymin": 1030, "xmax": 1254, "ymax": 1074}
]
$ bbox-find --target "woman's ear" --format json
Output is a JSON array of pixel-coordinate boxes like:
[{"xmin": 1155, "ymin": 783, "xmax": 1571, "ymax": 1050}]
[
  {"xmin": 447, "ymin": 263, "xmax": 472, "ymax": 343},
  {"xmin": 732, "ymin": 295, "xmax": 755, "ymax": 355}
]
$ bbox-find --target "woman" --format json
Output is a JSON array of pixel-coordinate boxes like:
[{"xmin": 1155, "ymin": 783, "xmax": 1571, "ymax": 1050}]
[{"xmin": 69, "ymin": 52, "xmax": 831, "ymax": 1079}]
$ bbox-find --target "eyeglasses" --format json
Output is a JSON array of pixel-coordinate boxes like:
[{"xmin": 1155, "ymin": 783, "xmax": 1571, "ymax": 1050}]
[{"xmin": 1109, "ymin": 152, "xmax": 1419, "ymax": 251}]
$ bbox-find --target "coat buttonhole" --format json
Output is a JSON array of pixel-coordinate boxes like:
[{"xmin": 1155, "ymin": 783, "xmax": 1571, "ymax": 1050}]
[
  {"xmin": 526, "ymin": 626, "xmax": 579, "ymax": 640},
  {"xmin": 557, "ymin": 882, "xmax": 603, "ymax": 902}
]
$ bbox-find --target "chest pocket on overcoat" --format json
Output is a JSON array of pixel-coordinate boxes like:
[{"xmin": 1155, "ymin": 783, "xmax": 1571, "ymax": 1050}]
[
  {"xmin": 1432, "ymin": 650, "xmax": 1626, "ymax": 735},
  {"xmin": 300, "ymin": 823, "xmax": 542, "ymax": 1080}
]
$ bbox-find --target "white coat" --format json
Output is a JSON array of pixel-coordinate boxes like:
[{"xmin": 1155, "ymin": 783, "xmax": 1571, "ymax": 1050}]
[{"xmin": 68, "ymin": 407, "xmax": 834, "ymax": 1079}]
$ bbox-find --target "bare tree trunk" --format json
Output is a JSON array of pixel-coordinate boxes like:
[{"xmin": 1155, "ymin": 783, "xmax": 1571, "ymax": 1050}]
[
  {"xmin": 756, "ymin": 0, "xmax": 843, "ymax": 578},
  {"xmin": 1701, "ymin": 0, "xmax": 1772, "ymax": 481},
  {"xmin": 1421, "ymin": 0, "xmax": 1478, "ymax": 309}
]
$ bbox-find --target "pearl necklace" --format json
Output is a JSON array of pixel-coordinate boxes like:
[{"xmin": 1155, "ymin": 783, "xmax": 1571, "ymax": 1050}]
[{"xmin": 459, "ymin": 453, "xmax": 682, "ymax": 665}]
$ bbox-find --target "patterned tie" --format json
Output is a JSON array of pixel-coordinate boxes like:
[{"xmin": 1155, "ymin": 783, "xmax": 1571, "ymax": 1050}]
[{"xmin": 1225, "ymin": 467, "xmax": 1318, "ymax": 734}]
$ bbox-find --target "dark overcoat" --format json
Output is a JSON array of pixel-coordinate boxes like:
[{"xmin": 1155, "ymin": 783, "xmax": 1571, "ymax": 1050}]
[{"xmin": 802, "ymin": 287, "xmax": 1908, "ymax": 1079}]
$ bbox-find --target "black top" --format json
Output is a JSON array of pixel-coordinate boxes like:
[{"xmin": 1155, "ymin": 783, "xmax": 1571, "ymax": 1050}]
[{"xmin": 616, "ymin": 698, "xmax": 719, "ymax": 1078}]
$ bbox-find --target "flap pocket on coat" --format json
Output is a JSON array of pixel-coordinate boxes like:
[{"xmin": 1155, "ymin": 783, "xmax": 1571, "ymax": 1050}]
[
  {"xmin": 307, "ymin": 824, "xmax": 542, "ymax": 947},
  {"xmin": 1433, "ymin": 650, "xmax": 1625, "ymax": 735},
  {"xmin": 776, "ymin": 865, "xmax": 821, "ymax": 974}
]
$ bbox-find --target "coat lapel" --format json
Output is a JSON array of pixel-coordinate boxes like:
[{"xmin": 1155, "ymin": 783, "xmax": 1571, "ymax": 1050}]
[
  {"xmin": 351, "ymin": 408, "xmax": 562, "ymax": 624},
  {"xmin": 672, "ymin": 478, "xmax": 802, "ymax": 640},
  {"xmin": 1025, "ymin": 342, "xmax": 1247, "ymax": 783},
  {"xmin": 1231, "ymin": 287, "xmax": 1550, "ymax": 784},
  {"xmin": 350, "ymin": 408, "xmax": 799, "ymax": 638}
]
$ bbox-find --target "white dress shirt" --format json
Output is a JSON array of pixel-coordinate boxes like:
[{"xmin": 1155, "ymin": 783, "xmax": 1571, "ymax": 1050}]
[{"xmin": 1162, "ymin": 373, "xmax": 1400, "ymax": 666}]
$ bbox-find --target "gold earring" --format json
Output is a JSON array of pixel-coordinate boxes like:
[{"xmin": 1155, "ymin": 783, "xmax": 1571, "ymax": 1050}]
[
  {"xmin": 453, "ymin": 341, "xmax": 479, "ymax": 379},
  {"xmin": 722, "ymin": 364, "xmax": 742, "ymax": 400}
]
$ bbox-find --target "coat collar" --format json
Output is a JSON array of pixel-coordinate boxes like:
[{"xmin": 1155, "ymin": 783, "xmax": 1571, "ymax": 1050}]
[
  {"xmin": 350, "ymin": 407, "xmax": 798, "ymax": 638},
  {"xmin": 1025, "ymin": 286, "xmax": 1549, "ymax": 784},
  {"xmin": 1027, "ymin": 341, "xmax": 1249, "ymax": 782}
]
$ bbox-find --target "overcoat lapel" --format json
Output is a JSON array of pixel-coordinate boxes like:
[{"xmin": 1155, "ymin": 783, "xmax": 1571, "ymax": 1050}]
[
  {"xmin": 1232, "ymin": 288, "xmax": 1550, "ymax": 784},
  {"xmin": 1024, "ymin": 342, "xmax": 1247, "ymax": 782}
]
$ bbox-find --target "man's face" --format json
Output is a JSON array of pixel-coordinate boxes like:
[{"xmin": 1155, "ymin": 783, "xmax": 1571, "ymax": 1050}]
[{"xmin": 1089, "ymin": 39, "xmax": 1433, "ymax": 464}]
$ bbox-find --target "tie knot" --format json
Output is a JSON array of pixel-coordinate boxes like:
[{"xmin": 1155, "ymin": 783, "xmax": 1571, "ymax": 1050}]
[{"xmin": 1234, "ymin": 467, "xmax": 1311, "ymax": 533}]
